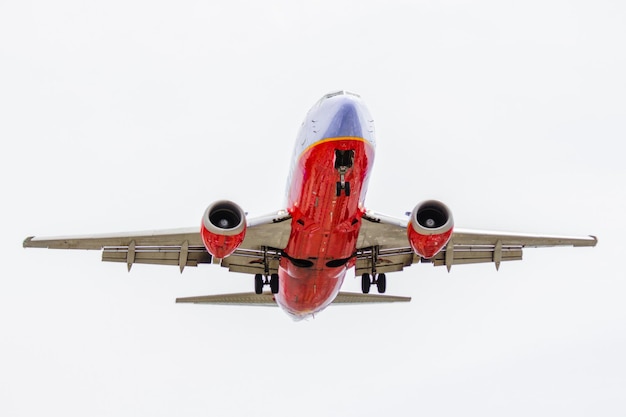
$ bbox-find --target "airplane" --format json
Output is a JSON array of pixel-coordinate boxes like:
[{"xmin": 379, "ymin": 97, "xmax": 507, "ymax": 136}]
[{"xmin": 23, "ymin": 91, "xmax": 598, "ymax": 320}]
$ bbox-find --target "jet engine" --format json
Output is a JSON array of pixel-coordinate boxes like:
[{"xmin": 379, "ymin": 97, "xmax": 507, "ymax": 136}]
[
  {"xmin": 407, "ymin": 200, "xmax": 454, "ymax": 259},
  {"xmin": 200, "ymin": 200, "xmax": 247, "ymax": 259}
]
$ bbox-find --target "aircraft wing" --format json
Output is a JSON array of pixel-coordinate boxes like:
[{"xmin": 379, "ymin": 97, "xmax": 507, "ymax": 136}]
[
  {"xmin": 355, "ymin": 211, "xmax": 598, "ymax": 274},
  {"xmin": 24, "ymin": 207, "xmax": 597, "ymax": 276},
  {"xmin": 23, "ymin": 211, "xmax": 292, "ymax": 273}
]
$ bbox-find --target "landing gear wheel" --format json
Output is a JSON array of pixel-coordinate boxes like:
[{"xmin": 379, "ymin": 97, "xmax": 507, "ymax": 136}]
[
  {"xmin": 376, "ymin": 273, "xmax": 387, "ymax": 294},
  {"xmin": 254, "ymin": 274, "xmax": 263, "ymax": 294},
  {"xmin": 361, "ymin": 273, "xmax": 371, "ymax": 294},
  {"xmin": 270, "ymin": 273, "xmax": 279, "ymax": 294},
  {"xmin": 344, "ymin": 181, "xmax": 351, "ymax": 197},
  {"xmin": 336, "ymin": 182, "xmax": 342, "ymax": 197}
]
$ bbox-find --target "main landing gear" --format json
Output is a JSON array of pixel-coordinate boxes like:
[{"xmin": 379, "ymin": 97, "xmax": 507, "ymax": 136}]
[
  {"xmin": 255, "ymin": 273, "xmax": 279, "ymax": 295},
  {"xmin": 361, "ymin": 273, "xmax": 386, "ymax": 294},
  {"xmin": 360, "ymin": 245, "xmax": 387, "ymax": 294}
]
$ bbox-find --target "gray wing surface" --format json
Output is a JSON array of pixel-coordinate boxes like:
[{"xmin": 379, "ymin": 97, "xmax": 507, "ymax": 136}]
[
  {"xmin": 355, "ymin": 211, "xmax": 597, "ymax": 275},
  {"xmin": 23, "ymin": 211, "xmax": 292, "ymax": 273}
]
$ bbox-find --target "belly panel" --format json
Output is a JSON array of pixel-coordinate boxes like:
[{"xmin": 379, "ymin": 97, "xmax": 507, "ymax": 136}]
[{"xmin": 278, "ymin": 137, "xmax": 374, "ymax": 318}]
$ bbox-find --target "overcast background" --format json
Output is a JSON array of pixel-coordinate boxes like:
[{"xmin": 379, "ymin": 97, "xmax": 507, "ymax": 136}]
[{"xmin": 1, "ymin": 1, "xmax": 625, "ymax": 416}]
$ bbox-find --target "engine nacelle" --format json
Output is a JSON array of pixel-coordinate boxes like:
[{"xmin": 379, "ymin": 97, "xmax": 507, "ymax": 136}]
[
  {"xmin": 407, "ymin": 200, "xmax": 454, "ymax": 259},
  {"xmin": 200, "ymin": 200, "xmax": 247, "ymax": 259}
]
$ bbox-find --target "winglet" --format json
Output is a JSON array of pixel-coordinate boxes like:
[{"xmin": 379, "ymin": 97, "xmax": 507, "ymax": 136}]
[{"xmin": 572, "ymin": 235, "xmax": 598, "ymax": 247}]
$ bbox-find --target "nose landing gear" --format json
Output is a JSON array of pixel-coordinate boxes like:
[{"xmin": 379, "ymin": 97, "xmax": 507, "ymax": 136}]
[
  {"xmin": 336, "ymin": 179, "xmax": 351, "ymax": 197},
  {"xmin": 335, "ymin": 149, "xmax": 354, "ymax": 197}
]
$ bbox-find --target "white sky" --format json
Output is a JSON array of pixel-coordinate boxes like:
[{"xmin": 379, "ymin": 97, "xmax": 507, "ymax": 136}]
[{"xmin": 1, "ymin": 1, "xmax": 625, "ymax": 416}]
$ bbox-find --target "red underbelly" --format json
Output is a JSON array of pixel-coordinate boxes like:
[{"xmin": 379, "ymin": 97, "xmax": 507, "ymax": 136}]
[{"xmin": 276, "ymin": 138, "xmax": 374, "ymax": 318}]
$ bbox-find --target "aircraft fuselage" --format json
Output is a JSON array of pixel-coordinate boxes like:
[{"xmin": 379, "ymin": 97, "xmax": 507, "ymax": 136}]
[{"xmin": 276, "ymin": 92, "xmax": 376, "ymax": 319}]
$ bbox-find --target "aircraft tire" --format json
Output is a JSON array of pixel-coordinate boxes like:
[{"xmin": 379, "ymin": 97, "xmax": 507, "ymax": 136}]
[
  {"xmin": 254, "ymin": 274, "xmax": 263, "ymax": 294},
  {"xmin": 377, "ymin": 273, "xmax": 386, "ymax": 294},
  {"xmin": 361, "ymin": 273, "xmax": 371, "ymax": 294},
  {"xmin": 270, "ymin": 273, "xmax": 279, "ymax": 294}
]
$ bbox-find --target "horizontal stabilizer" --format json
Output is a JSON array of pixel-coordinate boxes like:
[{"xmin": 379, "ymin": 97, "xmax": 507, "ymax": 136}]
[
  {"xmin": 331, "ymin": 292, "xmax": 411, "ymax": 304},
  {"xmin": 176, "ymin": 292, "xmax": 278, "ymax": 307},
  {"xmin": 175, "ymin": 292, "xmax": 411, "ymax": 307}
]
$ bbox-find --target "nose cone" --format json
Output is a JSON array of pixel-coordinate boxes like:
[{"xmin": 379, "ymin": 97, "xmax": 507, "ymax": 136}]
[
  {"xmin": 311, "ymin": 92, "xmax": 375, "ymax": 143},
  {"xmin": 325, "ymin": 100, "xmax": 362, "ymax": 138}
]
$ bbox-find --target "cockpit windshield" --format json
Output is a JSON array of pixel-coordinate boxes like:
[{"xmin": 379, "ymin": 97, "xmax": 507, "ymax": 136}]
[{"xmin": 323, "ymin": 91, "xmax": 361, "ymax": 100}]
